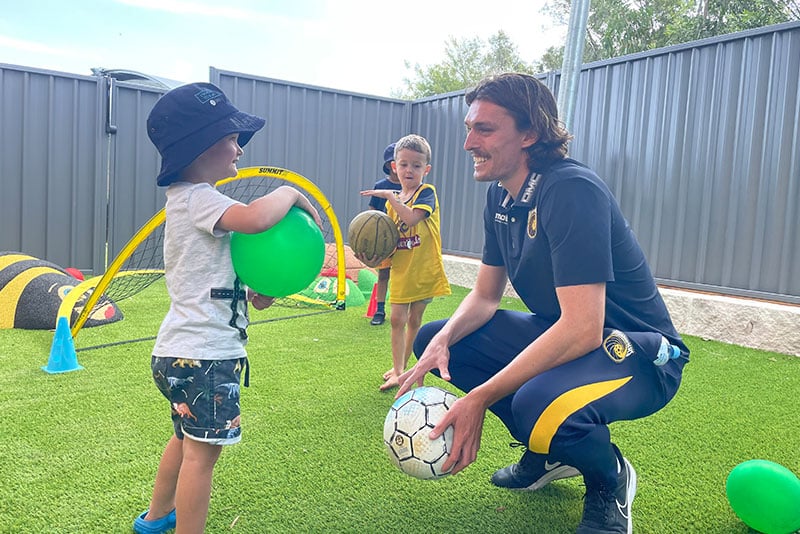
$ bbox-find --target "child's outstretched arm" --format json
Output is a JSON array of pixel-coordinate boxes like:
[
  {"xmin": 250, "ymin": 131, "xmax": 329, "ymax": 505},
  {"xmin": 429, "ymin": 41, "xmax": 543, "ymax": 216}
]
[{"xmin": 217, "ymin": 185, "xmax": 322, "ymax": 234}]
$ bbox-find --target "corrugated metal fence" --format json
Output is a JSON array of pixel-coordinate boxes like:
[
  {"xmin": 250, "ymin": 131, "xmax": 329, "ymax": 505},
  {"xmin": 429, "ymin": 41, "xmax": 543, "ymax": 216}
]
[
  {"xmin": 568, "ymin": 22, "xmax": 800, "ymax": 301},
  {"xmin": 1, "ymin": 21, "xmax": 798, "ymax": 303}
]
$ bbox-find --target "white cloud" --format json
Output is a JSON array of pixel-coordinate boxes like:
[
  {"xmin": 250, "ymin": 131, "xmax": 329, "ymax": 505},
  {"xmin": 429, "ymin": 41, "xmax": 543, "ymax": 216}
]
[
  {"xmin": 1, "ymin": 1, "xmax": 566, "ymax": 97},
  {"xmin": 0, "ymin": 35, "xmax": 73, "ymax": 57},
  {"xmin": 116, "ymin": 0, "xmax": 258, "ymax": 20},
  {"xmin": 114, "ymin": 0, "xmax": 323, "ymax": 27}
]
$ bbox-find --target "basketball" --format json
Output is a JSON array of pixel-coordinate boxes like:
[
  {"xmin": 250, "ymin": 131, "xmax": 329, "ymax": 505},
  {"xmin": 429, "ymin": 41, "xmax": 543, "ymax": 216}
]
[{"xmin": 347, "ymin": 211, "xmax": 400, "ymax": 266}]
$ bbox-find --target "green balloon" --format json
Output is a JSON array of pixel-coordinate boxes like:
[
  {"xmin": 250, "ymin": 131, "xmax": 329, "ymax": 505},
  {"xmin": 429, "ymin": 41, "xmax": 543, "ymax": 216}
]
[
  {"xmin": 726, "ymin": 459, "xmax": 800, "ymax": 534},
  {"xmin": 230, "ymin": 207, "xmax": 324, "ymax": 297}
]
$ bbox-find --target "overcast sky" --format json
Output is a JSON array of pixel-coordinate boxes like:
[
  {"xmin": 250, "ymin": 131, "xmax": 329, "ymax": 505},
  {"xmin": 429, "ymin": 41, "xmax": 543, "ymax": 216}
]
[{"xmin": 0, "ymin": 0, "xmax": 566, "ymax": 97}]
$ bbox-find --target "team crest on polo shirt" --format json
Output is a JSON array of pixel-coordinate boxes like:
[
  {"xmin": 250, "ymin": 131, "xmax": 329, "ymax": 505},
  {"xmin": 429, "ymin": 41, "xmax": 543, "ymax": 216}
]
[
  {"xmin": 527, "ymin": 208, "xmax": 537, "ymax": 239},
  {"xmin": 603, "ymin": 330, "xmax": 634, "ymax": 363}
]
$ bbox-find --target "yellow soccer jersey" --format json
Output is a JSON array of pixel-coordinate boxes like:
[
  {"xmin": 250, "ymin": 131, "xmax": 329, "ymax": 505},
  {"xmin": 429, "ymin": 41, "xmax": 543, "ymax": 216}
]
[{"xmin": 386, "ymin": 184, "xmax": 451, "ymax": 304}]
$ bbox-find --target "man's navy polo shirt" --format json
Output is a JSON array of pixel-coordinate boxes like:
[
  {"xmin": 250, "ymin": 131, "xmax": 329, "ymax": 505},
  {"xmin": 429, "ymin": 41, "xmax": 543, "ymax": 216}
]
[{"xmin": 482, "ymin": 158, "xmax": 683, "ymax": 347}]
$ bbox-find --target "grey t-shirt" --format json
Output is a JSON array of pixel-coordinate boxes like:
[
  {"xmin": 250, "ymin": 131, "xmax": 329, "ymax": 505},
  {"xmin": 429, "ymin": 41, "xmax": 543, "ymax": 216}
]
[{"xmin": 153, "ymin": 182, "xmax": 249, "ymax": 360}]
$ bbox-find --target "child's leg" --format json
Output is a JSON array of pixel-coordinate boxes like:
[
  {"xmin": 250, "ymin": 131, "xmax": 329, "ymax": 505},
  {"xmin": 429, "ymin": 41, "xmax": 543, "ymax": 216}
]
[
  {"xmin": 380, "ymin": 302, "xmax": 409, "ymax": 391},
  {"xmin": 382, "ymin": 297, "xmax": 404, "ymax": 379},
  {"xmin": 175, "ymin": 438, "xmax": 222, "ymax": 533},
  {"xmin": 143, "ymin": 434, "xmax": 183, "ymax": 521},
  {"xmin": 376, "ymin": 268, "xmax": 390, "ymax": 305},
  {"xmin": 403, "ymin": 300, "xmax": 429, "ymax": 370},
  {"xmin": 371, "ymin": 267, "xmax": 391, "ymax": 325},
  {"xmin": 147, "ymin": 356, "xmax": 242, "ymax": 531}
]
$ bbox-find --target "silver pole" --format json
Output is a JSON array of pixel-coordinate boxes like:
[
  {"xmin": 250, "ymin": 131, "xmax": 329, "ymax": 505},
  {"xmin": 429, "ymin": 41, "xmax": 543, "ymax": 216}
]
[{"xmin": 557, "ymin": 0, "xmax": 591, "ymax": 131}]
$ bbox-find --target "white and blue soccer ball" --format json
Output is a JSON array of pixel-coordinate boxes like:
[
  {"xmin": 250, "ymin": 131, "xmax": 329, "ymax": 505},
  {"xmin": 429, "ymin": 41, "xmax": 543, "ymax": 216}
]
[{"xmin": 383, "ymin": 386, "xmax": 457, "ymax": 480}]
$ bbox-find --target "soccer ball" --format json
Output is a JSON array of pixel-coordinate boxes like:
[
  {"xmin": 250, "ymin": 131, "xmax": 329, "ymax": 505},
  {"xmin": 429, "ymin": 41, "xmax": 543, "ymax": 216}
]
[{"xmin": 383, "ymin": 386, "xmax": 457, "ymax": 480}]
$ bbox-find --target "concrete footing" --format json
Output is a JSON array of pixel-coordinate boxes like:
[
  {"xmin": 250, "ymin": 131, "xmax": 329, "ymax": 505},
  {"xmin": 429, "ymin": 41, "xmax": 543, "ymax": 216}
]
[{"xmin": 443, "ymin": 255, "xmax": 800, "ymax": 357}]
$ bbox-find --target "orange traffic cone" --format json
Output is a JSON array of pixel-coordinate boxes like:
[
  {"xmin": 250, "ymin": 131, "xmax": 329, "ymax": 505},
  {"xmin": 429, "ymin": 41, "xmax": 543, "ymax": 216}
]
[{"xmin": 365, "ymin": 283, "xmax": 378, "ymax": 318}]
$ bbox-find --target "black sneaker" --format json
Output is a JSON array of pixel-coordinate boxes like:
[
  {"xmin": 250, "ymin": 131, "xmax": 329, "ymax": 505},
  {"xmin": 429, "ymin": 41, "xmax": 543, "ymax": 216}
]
[
  {"xmin": 576, "ymin": 457, "xmax": 637, "ymax": 534},
  {"xmin": 370, "ymin": 312, "xmax": 385, "ymax": 326},
  {"xmin": 491, "ymin": 449, "xmax": 580, "ymax": 491}
]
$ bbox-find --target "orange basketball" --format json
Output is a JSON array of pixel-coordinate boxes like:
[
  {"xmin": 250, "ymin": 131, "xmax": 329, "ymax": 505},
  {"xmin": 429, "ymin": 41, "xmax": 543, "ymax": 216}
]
[{"xmin": 347, "ymin": 211, "xmax": 400, "ymax": 265}]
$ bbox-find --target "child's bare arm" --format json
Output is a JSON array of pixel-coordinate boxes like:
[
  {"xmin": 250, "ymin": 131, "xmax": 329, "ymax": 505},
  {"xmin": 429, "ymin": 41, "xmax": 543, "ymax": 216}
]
[
  {"xmin": 360, "ymin": 190, "xmax": 427, "ymax": 227},
  {"xmin": 385, "ymin": 198, "xmax": 428, "ymax": 227},
  {"xmin": 217, "ymin": 186, "xmax": 322, "ymax": 233}
]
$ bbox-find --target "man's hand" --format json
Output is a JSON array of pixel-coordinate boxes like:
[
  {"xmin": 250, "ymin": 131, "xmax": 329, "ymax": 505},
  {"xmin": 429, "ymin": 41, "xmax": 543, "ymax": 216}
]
[
  {"xmin": 396, "ymin": 335, "xmax": 452, "ymax": 398},
  {"xmin": 430, "ymin": 393, "xmax": 486, "ymax": 475}
]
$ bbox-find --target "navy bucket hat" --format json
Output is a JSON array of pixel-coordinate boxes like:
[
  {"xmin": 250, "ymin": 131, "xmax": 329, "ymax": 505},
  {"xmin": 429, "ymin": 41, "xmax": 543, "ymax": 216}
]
[
  {"xmin": 147, "ymin": 82, "xmax": 266, "ymax": 186},
  {"xmin": 382, "ymin": 142, "xmax": 396, "ymax": 175}
]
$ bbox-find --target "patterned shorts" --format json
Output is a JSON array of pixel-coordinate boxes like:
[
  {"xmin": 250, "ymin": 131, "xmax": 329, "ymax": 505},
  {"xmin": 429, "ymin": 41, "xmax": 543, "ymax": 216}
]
[{"xmin": 151, "ymin": 356, "xmax": 247, "ymax": 445}]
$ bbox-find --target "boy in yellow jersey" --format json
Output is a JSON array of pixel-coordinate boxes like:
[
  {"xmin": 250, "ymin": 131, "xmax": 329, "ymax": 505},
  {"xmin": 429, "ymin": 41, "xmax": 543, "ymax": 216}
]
[{"xmin": 360, "ymin": 134, "xmax": 450, "ymax": 391}]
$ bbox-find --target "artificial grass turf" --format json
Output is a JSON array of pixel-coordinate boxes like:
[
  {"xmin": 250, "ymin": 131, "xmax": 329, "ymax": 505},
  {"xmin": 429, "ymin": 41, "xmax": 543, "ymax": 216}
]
[{"xmin": 0, "ymin": 280, "xmax": 798, "ymax": 533}]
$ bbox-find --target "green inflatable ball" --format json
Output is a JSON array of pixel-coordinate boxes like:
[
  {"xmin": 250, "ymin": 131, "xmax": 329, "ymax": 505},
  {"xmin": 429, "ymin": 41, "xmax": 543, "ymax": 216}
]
[
  {"xmin": 726, "ymin": 459, "xmax": 800, "ymax": 534},
  {"xmin": 230, "ymin": 207, "xmax": 324, "ymax": 297},
  {"xmin": 356, "ymin": 268, "xmax": 378, "ymax": 295}
]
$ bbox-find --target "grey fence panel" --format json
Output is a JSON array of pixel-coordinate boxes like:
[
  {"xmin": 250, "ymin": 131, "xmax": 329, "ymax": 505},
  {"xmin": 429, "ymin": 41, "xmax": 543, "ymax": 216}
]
[
  {"xmin": 564, "ymin": 22, "xmax": 800, "ymax": 302},
  {"xmin": 212, "ymin": 69, "xmax": 410, "ymax": 229},
  {"xmin": 0, "ymin": 64, "xmax": 105, "ymax": 272},
  {"xmin": 105, "ymin": 80, "xmax": 166, "ymax": 267},
  {"xmin": 410, "ymin": 93, "xmax": 490, "ymax": 257},
  {"xmin": 1, "ymin": 22, "xmax": 798, "ymax": 303}
]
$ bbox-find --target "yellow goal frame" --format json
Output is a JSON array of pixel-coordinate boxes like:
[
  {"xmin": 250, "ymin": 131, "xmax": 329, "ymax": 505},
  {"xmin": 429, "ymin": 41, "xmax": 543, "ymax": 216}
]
[{"xmin": 59, "ymin": 166, "xmax": 346, "ymax": 340}]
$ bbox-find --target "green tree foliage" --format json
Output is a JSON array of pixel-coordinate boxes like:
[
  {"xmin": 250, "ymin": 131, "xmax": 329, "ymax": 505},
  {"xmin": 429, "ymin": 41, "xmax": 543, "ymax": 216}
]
[
  {"xmin": 393, "ymin": 30, "xmax": 536, "ymax": 99},
  {"xmin": 535, "ymin": 0, "xmax": 799, "ymax": 72}
]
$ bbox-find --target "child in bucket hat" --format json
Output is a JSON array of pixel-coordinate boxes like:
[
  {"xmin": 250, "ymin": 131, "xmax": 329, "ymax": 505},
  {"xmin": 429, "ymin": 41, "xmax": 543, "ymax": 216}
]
[
  {"xmin": 147, "ymin": 82, "xmax": 265, "ymax": 186},
  {"xmin": 135, "ymin": 83, "xmax": 322, "ymax": 534}
]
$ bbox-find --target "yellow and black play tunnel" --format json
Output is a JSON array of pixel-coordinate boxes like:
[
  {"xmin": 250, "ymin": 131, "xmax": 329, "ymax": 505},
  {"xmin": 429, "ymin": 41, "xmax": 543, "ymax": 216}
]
[{"xmin": 0, "ymin": 252, "xmax": 122, "ymax": 330}]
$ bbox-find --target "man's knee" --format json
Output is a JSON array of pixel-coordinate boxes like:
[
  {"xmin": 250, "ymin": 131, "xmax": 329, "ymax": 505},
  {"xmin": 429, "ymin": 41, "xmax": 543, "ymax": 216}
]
[{"xmin": 412, "ymin": 319, "xmax": 447, "ymax": 359}]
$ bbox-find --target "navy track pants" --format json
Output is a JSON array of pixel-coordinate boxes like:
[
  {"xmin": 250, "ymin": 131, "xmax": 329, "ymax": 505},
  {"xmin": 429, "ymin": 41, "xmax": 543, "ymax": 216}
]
[{"xmin": 413, "ymin": 310, "xmax": 686, "ymax": 488}]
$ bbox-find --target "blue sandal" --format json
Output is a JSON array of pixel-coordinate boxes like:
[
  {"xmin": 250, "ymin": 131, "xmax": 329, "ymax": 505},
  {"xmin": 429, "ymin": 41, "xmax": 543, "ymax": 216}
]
[{"xmin": 133, "ymin": 509, "xmax": 176, "ymax": 533}]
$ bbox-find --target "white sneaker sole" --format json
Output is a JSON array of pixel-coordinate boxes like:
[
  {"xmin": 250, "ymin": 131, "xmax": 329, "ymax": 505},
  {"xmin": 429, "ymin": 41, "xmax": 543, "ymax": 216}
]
[
  {"xmin": 622, "ymin": 458, "xmax": 637, "ymax": 533},
  {"xmin": 523, "ymin": 464, "xmax": 581, "ymax": 491}
]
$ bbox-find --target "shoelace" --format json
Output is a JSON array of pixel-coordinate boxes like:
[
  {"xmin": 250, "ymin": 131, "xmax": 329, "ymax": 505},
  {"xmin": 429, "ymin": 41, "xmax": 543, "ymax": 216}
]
[
  {"xmin": 582, "ymin": 487, "xmax": 616, "ymax": 524},
  {"xmin": 508, "ymin": 441, "xmax": 538, "ymax": 474}
]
